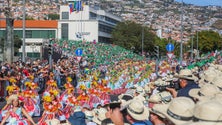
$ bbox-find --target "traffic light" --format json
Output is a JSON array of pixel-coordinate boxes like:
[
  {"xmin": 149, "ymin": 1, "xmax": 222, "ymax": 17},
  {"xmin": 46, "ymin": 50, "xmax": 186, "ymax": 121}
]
[
  {"xmin": 48, "ymin": 44, "xmax": 52, "ymax": 55},
  {"xmin": 154, "ymin": 46, "xmax": 159, "ymax": 60}
]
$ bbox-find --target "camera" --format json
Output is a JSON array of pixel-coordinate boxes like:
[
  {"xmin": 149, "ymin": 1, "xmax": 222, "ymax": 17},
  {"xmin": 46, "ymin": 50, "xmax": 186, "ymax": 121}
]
[{"xmin": 157, "ymin": 80, "xmax": 180, "ymax": 92}]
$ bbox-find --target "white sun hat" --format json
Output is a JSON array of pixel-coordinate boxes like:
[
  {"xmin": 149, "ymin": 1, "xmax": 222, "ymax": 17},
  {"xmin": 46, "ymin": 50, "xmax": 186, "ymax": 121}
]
[
  {"xmin": 153, "ymin": 97, "xmax": 195, "ymax": 125},
  {"xmin": 182, "ymin": 100, "xmax": 222, "ymax": 125},
  {"xmin": 189, "ymin": 84, "xmax": 221, "ymax": 100}
]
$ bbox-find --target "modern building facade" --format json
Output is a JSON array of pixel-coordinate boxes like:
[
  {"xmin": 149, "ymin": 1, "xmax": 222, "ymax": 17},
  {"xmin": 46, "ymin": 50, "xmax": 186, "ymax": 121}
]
[
  {"xmin": 58, "ymin": 3, "xmax": 122, "ymax": 43},
  {"xmin": 0, "ymin": 20, "xmax": 57, "ymax": 59}
]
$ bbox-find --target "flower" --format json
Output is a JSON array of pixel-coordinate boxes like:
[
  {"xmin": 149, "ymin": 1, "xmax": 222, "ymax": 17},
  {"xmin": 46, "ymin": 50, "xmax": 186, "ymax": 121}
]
[
  {"xmin": 66, "ymin": 77, "xmax": 72, "ymax": 82},
  {"xmin": 25, "ymin": 81, "xmax": 32, "ymax": 87},
  {"xmin": 9, "ymin": 78, "xmax": 17, "ymax": 83},
  {"xmin": 79, "ymin": 84, "xmax": 86, "ymax": 90},
  {"xmin": 46, "ymin": 80, "xmax": 57, "ymax": 87},
  {"xmin": 43, "ymin": 95, "xmax": 52, "ymax": 103},
  {"xmin": 28, "ymin": 75, "xmax": 34, "ymax": 80},
  {"xmin": 49, "ymin": 89, "xmax": 59, "ymax": 96}
]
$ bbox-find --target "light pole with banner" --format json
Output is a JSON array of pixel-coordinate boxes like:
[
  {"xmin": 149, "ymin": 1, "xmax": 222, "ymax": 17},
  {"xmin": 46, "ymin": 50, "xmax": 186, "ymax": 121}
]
[{"xmin": 30, "ymin": 43, "xmax": 36, "ymax": 59}]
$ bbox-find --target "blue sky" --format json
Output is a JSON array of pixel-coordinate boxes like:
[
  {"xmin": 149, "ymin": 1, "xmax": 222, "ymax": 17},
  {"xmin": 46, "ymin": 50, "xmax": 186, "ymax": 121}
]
[{"xmin": 175, "ymin": 0, "xmax": 222, "ymax": 6}]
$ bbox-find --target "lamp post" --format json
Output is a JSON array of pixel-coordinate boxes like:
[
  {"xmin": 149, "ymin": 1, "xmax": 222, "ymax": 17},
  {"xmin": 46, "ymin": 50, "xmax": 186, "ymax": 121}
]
[
  {"xmin": 30, "ymin": 43, "xmax": 36, "ymax": 59},
  {"xmin": 180, "ymin": 0, "xmax": 184, "ymax": 65},
  {"xmin": 22, "ymin": 0, "xmax": 26, "ymax": 62},
  {"xmin": 141, "ymin": 25, "xmax": 144, "ymax": 56}
]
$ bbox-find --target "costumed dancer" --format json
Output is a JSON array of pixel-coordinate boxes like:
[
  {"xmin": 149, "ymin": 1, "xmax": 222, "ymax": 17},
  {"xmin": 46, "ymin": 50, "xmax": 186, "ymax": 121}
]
[
  {"xmin": 60, "ymin": 77, "xmax": 78, "ymax": 118},
  {"xmin": 38, "ymin": 89, "xmax": 64, "ymax": 125},
  {"xmin": 0, "ymin": 94, "xmax": 36, "ymax": 125},
  {"xmin": 22, "ymin": 81, "xmax": 40, "ymax": 117}
]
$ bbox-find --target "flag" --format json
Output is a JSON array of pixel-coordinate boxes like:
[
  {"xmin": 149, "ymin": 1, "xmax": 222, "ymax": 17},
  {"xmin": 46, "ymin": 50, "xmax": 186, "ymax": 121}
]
[
  {"xmin": 69, "ymin": 3, "xmax": 74, "ymax": 14},
  {"xmin": 69, "ymin": 0, "xmax": 84, "ymax": 14},
  {"xmin": 74, "ymin": 0, "xmax": 84, "ymax": 12}
]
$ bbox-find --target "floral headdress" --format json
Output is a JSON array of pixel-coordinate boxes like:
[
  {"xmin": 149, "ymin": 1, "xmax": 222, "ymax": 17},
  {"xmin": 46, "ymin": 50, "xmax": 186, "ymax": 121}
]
[
  {"xmin": 49, "ymin": 89, "xmax": 59, "ymax": 96},
  {"xmin": 28, "ymin": 75, "xmax": 34, "ymax": 80},
  {"xmin": 91, "ymin": 81, "xmax": 98, "ymax": 87},
  {"xmin": 25, "ymin": 81, "xmax": 32, "ymax": 88},
  {"xmin": 42, "ymin": 95, "xmax": 52, "ymax": 103},
  {"xmin": 66, "ymin": 77, "xmax": 72, "ymax": 82},
  {"xmin": 79, "ymin": 84, "xmax": 86, "ymax": 90},
  {"xmin": 46, "ymin": 80, "xmax": 57, "ymax": 87},
  {"xmin": 9, "ymin": 77, "xmax": 17, "ymax": 83},
  {"xmin": 6, "ymin": 85, "xmax": 20, "ymax": 94}
]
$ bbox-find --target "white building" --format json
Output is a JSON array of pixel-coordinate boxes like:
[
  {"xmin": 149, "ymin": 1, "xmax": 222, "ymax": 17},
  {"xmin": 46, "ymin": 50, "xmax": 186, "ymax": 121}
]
[{"xmin": 58, "ymin": 3, "xmax": 122, "ymax": 43}]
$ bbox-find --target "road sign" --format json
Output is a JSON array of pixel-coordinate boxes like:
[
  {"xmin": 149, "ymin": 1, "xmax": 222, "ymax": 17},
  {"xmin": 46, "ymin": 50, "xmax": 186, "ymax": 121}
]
[
  {"xmin": 75, "ymin": 48, "xmax": 83, "ymax": 56},
  {"xmin": 76, "ymin": 56, "xmax": 82, "ymax": 62},
  {"xmin": 167, "ymin": 52, "xmax": 174, "ymax": 60},
  {"xmin": 166, "ymin": 43, "xmax": 174, "ymax": 52}
]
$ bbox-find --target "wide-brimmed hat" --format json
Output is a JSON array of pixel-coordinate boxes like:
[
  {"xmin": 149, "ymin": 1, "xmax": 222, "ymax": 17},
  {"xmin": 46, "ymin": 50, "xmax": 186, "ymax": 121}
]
[
  {"xmin": 148, "ymin": 91, "xmax": 172, "ymax": 104},
  {"xmin": 174, "ymin": 69, "xmax": 198, "ymax": 81},
  {"xmin": 85, "ymin": 110, "xmax": 94, "ymax": 120},
  {"xmin": 198, "ymin": 72, "xmax": 217, "ymax": 85},
  {"xmin": 135, "ymin": 86, "xmax": 145, "ymax": 95},
  {"xmin": 92, "ymin": 108, "xmax": 107, "ymax": 124},
  {"xmin": 121, "ymin": 99, "xmax": 149, "ymax": 121},
  {"xmin": 45, "ymin": 119, "xmax": 60, "ymax": 125},
  {"xmin": 211, "ymin": 77, "xmax": 222, "ymax": 89},
  {"xmin": 182, "ymin": 100, "xmax": 222, "ymax": 125},
  {"xmin": 153, "ymin": 97, "xmax": 195, "ymax": 125},
  {"xmin": 7, "ymin": 94, "xmax": 18, "ymax": 104},
  {"xmin": 189, "ymin": 84, "xmax": 221, "ymax": 100}
]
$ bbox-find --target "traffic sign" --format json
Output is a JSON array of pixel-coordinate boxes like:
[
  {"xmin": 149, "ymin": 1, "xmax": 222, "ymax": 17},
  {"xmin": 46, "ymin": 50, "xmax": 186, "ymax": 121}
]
[
  {"xmin": 167, "ymin": 52, "xmax": 174, "ymax": 60},
  {"xmin": 76, "ymin": 56, "xmax": 82, "ymax": 62},
  {"xmin": 166, "ymin": 43, "xmax": 174, "ymax": 52},
  {"xmin": 75, "ymin": 48, "xmax": 83, "ymax": 56}
]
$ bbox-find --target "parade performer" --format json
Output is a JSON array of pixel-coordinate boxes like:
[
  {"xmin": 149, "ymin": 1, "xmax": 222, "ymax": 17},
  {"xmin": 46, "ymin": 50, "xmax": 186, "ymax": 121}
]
[
  {"xmin": 22, "ymin": 81, "xmax": 40, "ymax": 117},
  {"xmin": 77, "ymin": 84, "xmax": 89, "ymax": 106},
  {"xmin": 0, "ymin": 94, "xmax": 36, "ymax": 125},
  {"xmin": 60, "ymin": 77, "xmax": 78, "ymax": 118},
  {"xmin": 38, "ymin": 89, "xmax": 63, "ymax": 125}
]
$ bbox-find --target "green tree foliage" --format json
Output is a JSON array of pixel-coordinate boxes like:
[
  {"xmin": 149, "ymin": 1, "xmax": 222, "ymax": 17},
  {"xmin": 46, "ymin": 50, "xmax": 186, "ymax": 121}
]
[
  {"xmin": 14, "ymin": 35, "xmax": 22, "ymax": 56},
  {"xmin": 187, "ymin": 30, "xmax": 222, "ymax": 54},
  {"xmin": 0, "ymin": 35, "xmax": 22, "ymax": 56},
  {"xmin": 48, "ymin": 14, "xmax": 60, "ymax": 20},
  {"xmin": 111, "ymin": 21, "xmax": 157, "ymax": 55}
]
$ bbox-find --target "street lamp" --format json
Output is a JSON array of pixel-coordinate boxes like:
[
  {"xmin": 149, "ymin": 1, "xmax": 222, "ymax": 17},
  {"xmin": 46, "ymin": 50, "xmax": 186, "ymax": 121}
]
[
  {"xmin": 180, "ymin": 0, "xmax": 184, "ymax": 65},
  {"xmin": 141, "ymin": 25, "xmax": 144, "ymax": 56},
  {"xmin": 30, "ymin": 43, "xmax": 36, "ymax": 59}
]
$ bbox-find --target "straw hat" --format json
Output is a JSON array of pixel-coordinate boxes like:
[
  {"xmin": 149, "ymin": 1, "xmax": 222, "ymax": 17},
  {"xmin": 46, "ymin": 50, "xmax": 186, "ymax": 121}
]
[
  {"xmin": 45, "ymin": 119, "xmax": 60, "ymax": 125},
  {"xmin": 189, "ymin": 84, "xmax": 221, "ymax": 100},
  {"xmin": 199, "ymin": 73, "xmax": 217, "ymax": 85},
  {"xmin": 148, "ymin": 94, "xmax": 161, "ymax": 103},
  {"xmin": 92, "ymin": 108, "xmax": 107, "ymax": 124},
  {"xmin": 211, "ymin": 77, "xmax": 222, "ymax": 89},
  {"xmin": 7, "ymin": 94, "xmax": 18, "ymax": 104},
  {"xmin": 153, "ymin": 97, "xmax": 195, "ymax": 125},
  {"xmin": 182, "ymin": 100, "xmax": 222, "ymax": 125},
  {"xmin": 135, "ymin": 86, "xmax": 145, "ymax": 95},
  {"xmin": 85, "ymin": 110, "xmax": 94, "ymax": 120},
  {"xmin": 159, "ymin": 91, "xmax": 172, "ymax": 103},
  {"xmin": 174, "ymin": 69, "xmax": 198, "ymax": 81},
  {"xmin": 121, "ymin": 99, "xmax": 149, "ymax": 121}
]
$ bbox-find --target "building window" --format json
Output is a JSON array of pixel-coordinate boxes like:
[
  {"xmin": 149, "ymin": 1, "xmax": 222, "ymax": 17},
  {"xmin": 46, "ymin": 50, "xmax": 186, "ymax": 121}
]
[
  {"xmin": 62, "ymin": 12, "xmax": 69, "ymax": 20},
  {"xmin": 61, "ymin": 23, "xmax": 69, "ymax": 39},
  {"xmin": 25, "ymin": 30, "xmax": 32, "ymax": 38},
  {"xmin": 90, "ymin": 12, "xmax": 97, "ymax": 19}
]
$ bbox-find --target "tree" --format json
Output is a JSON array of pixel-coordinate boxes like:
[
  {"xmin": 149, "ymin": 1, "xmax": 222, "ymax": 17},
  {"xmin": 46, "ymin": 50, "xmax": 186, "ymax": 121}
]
[
  {"xmin": 111, "ymin": 21, "xmax": 157, "ymax": 55},
  {"xmin": 0, "ymin": 35, "xmax": 22, "ymax": 56},
  {"xmin": 48, "ymin": 14, "xmax": 60, "ymax": 20},
  {"xmin": 14, "ymin": 35, "xmax": 22, "ymax": 56},
  {"xmin": 187, "ymin": 30, "xmax": 222, "ymax": 54}
]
